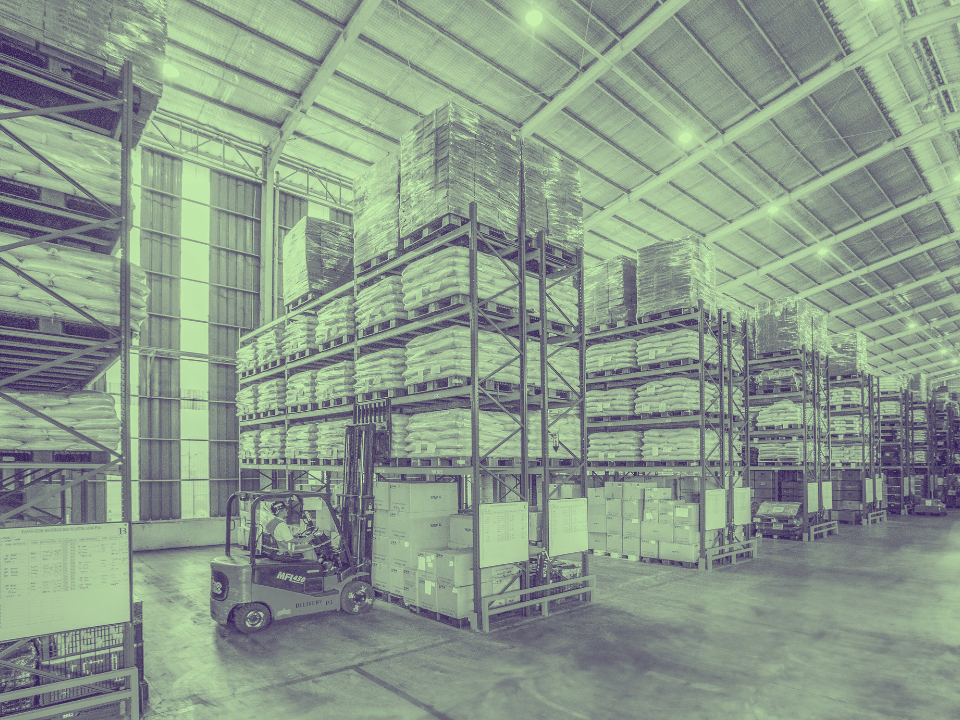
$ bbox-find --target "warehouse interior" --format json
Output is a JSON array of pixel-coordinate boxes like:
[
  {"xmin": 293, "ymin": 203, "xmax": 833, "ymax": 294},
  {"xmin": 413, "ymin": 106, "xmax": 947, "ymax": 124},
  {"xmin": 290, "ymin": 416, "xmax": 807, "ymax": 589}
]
[{"xmin": 2, "ymin": 0, "xmax": 960, "ymax": 718}]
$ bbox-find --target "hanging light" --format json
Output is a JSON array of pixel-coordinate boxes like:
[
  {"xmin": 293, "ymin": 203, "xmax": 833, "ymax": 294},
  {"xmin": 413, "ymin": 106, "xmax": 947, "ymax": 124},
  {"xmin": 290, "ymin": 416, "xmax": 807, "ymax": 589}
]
[
  {"xmin": 526, "ymin": 8, "xmax": 543, "ymax": 26},
  {"xmin": 163, "ymin": 62, "xmax": 180, "ymax": 80}
]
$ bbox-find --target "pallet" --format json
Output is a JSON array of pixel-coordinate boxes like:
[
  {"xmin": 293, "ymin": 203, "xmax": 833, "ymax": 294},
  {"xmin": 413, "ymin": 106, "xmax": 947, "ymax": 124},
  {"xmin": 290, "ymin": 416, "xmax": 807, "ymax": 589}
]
[
  {"xmin": 587, "ymin": 414, "xmax": 642, "ymax": 423},
  {"xmin": 405, "ymin": 603, "xmax": 473, "ymax": 629},
  {"xmin": 637, "ymin": 357, "xmax": 701, "ymax": 371},
  {"xmin": 0, "ymin": 310, "xmax": 117, "ymax": 340},
  {"xmin": 525, "ymin": 236, "xmax": 581, "ymax": 266},
  {"xmin": 355, "ymin": 249, "xmax": 400, "ymax": 275},
  {"xmin": 319, "ymin": 334, "xmax": 355, "ymax": 351},
  {"xmin": 759, "ymin": 532, "xmax": 804, "ymax": 541},
  {"xmin": 286, "ymin": 403, "xmax": 318, "ymax": 414},
  {"xmin": 401, "ymin": 213, "xmax": 516, "ymax": 254},
  {"xmin": 408, "ymin": 457, "xmax": 521, "ymax": 468},
  {"xmin": 405, "ymin": 376, "xmax": 518, "ymax": 396},
  {"xmin": 384, "ymin": 457, "xmax": 413, "ymax": 467},
  {"xmin": 254, "ymin": 358, "xmax": 284, "ymax": 374},
  {"xmin": 639, "ymin": 556, "xmax": 698, "ymax": 569},
  {"xmin": 407, "ymin": 294, "xmax": 517, "ymax": 322},
  {"xmin": 807, "ymin": 520, "xmax": 840, "ymax": 541},
  {"xmin": 257, "ymin": 458, "xmax": 288, "ymax": 465},
  {"xmin": 756, "ymin": 424, "xmax": 807, "ymax": 431},
  {"xmin": 283, "ymin": 347, "xmax": 319, "ymax": 363},
  {"xmin": 586, "ymin": 366, "xmax": 642, "ymax": 379},
  {"xmin": 0, "ymin": 449, "xmax": 112, "ymax": 464},
  {"xmin": 586, "ymin": 460, "xmax": 643, "ymax": 467},
  {"xmin": 285, "ymin": 457, "xmax": 344, "ymax": 466},
  {"xmin": 357, "ymin": 387, "xmax": 408, "ymax": 402},
  {"xmin": 636, "ymin": 306, "xmax": 703, "ymax": 325},
  {"xmin": 320, "ymin": 396, "xmax": 354, "ymax": 409},
  {"xmin": 527, "ymin": 316, "xmax": 576, "ymax": 335},
  {"xmin": 358, "ymin": 317, "xmax": 409, "ymax": 339},
  {"xmin": 529, "ymin": 385, "xmax": 573, "ymax": 400},
  {"xmin": 702, "ymin": 540, "xmax": 759, "ymax": 570},
  {"xmin": 285, "ymin": 290, "xmax": 323, "ymax": 313},
  {"xmin": 587, "ymin": 320, "xmax": 632, "ymax": 334},
  {"xmin": 588, "ymin": 550, "xmax": 640, "ymax": 561},
  {"xmin": 255, "ymin": 408, "xmax": 285, "ymax": 419},
  {"xmin": 530, "ymin": 457, "xmax": 576, "ymax": 467},
  {"xmin": 754, "ymin": 386, "xmax": 801, "ymax": 394}
]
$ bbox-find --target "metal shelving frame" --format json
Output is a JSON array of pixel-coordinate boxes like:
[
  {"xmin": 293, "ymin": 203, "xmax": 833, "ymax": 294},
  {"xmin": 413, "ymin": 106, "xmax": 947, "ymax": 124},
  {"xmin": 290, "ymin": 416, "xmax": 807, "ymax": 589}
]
[
  {"xmin": 0, "ymin": 60, "xmax": 140, "ymax": 720},
  {"xmin": 878, "ymin": 384, "xmax": 908, "ymax": 513},
  {"xmin": 826, "ymin": 367, "xmax": 874, "ymax": 519},
  {"xmin": 906, "ymin": 395, "xmax": 932, "ymax": 499}
]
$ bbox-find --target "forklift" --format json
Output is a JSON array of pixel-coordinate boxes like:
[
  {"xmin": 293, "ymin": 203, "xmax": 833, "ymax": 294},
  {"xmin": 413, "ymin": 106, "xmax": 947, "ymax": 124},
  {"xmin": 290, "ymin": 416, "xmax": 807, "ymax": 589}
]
[{"xmin": 210, "ymin": 402, "xmax": 391, "ymax": 633}]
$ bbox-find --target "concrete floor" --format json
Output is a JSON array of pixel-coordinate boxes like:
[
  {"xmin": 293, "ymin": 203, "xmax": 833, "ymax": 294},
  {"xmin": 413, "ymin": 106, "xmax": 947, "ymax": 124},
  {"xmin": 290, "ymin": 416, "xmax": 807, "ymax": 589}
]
[{"xmin": 133, "ymin": 513, "xmax": 960, "ymax": 720}]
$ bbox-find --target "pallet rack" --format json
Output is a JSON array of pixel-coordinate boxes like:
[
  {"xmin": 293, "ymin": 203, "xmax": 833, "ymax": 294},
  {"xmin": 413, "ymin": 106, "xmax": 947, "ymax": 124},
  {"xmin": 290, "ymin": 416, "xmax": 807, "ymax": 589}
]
[
  {"xmin": 584, "ymin": 302, "xmax": 756, "ymax": 569},
  {"xmin": 236, "ymin": 202, "xmax": 594, "ymax": 631},
  {"xmin": 0, "ymin": 58, "xmax": 146, "ymax": 719},
  {"xmin": 748, "ymin": 344, "xmax": 832, "ymax": 539},
  {"xmin": 907, "ymin": 394, "xmax": 933, "ymax": 499},
  {"xmin": 930, "ymin": 389, "xmax": 959, "ymax": 503},
  {"xmin": 878, "ymin": 380, "xmax": 908, "ymax": 513},
  {"xmin": 826, "ymin": 368, "xmax": 877, "ymax": 524}
]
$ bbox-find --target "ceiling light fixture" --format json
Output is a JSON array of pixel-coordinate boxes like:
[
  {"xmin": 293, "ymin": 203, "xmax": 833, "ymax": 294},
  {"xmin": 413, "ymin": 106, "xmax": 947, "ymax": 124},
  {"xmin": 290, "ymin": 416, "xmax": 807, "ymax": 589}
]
[
  {"xmin": 767, "ymin": 205, "xmax": 779, "ymax": 215},
  {"xmin": 908, "ymin": 321, "xmax": 918, "ymax": 329},
  {"xmin": 526, "ymin": 8, "xmax": 543, "ymax": 26},
  {"xmin": 817, "ymin": 246, "xmax": 829, "ymax": 256},
  {"xmin": 163, "ymin": 62, "xmax": 180, "ymax": 80},
  {"xmin": 678, "ymin": 131, "xmax": 693, "ymax": 144},
  {"xmin": 921, "ymin": 101, "xmax": 937, "ymax": 113}
]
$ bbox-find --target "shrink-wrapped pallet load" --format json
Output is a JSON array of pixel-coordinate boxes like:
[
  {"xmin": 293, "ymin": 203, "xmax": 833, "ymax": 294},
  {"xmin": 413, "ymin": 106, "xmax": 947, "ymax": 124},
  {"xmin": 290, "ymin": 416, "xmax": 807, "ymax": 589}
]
[
  {"xmin": 400, "ymin": 102, "xmax": 520, "ymax": 239},
  {"xmin": 586, "ymin": 338, "xmax": 637, "ymax": 375},
  {"xmin": 285, "ymin": 370, "xmax": 319, "ymax": 407},
  {"xmin": 403, "ymin": 327, "xmax": 521, "ymax": 387},
  {"xmin": 0, "ymin": 391, "xmax": 120, "ymax": 450},
  {"xmin": 282, "ymin": 314, "xmax": 319, "ymax": 357},
  {"xmin": 521, "ymin": 138, "xmax": 584, "ymax": 253},
  {"xmin": 281, "ymin": 217, "xmax": 353, "ymax": 303},
  {"xmin": 353, "ymin": 153, "xmax": 400, "ymax": 267},
  {"xmin": 752, "ymin": 439, "xmax": 803, "ymax": 464},
  {"xmin": 585, "ymin": 257, "xmax": 637, "ymax": 328},
  {"xmin": 829, "ymin": 332, "xmax": 868, "ymax": 376},
  {"xmin": 752, "ymin": 298, "xmax": 828, "ymax": 356},
  {"xmin": 586, "ymin": 388, "xmax": 636, "ymax": 416},
  {"xmin": 907, "ymin": 373, "xmax": 928, "ymax": 400},
  {"xmin": 635, "ymin": 237, "xmax": 716, "ymax": 319},
  {"xmin": 315, "ymin": 296, "xmax": 355, "ymax": 345},
  {"xmin": 355, "ymin": 276, "xmax": 405, "ymax": 330},
  {"xmin": 879, "ymin": 375, "xmax": 907, "ymax": 393},
  {"xmin": 405, "ymin": 409, "xmax": 523, "ymax": 457},
  {"xmin": 239, "ymin": 430, "xmax": 259, "ymax": 459},
  {"xmin": 587, "ymin": 430, "xmax": 643, "ymax": 462},
  {"xmin": 0, "ymin": 240, "xmax": 149, "ymax": 329},
  {"xmin": 355, "ymin": 348, "xmax": 406, "ymax": 396},
  {"xmin": 285, "ymin": 423, "xmax": 319, "ymax": 460},
  {"xmin": 316, "ymin": 361, "xmax": 355, "ymax": 401},
  {"xmin": 236, "ymin": 385, "xmax": 257, "ymax": 416},
  {"xmin": 636, "ymin": 329, "xmax": 719, "ymax": 366},
  {"xmin": 634, "ymin": 377, "xmax": 721, "ymax": 415},
  {"xmin": 401, "ymin": 246, "xmax": 520, "ymax": 313}
]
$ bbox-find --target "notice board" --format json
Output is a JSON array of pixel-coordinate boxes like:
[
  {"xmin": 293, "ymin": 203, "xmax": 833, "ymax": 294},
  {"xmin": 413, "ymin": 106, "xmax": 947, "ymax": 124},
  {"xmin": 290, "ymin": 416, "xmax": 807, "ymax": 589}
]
[
  {"xmin": 0, "ymin": 523, "xmax": 130, "ymax": 642},
  {"xmin": 478, "ymin": 503, "xmax": 528, "ymax": 567},
  {"xmin": 548, "ymin": 499, "xmax": 588, "ymax": 556}
]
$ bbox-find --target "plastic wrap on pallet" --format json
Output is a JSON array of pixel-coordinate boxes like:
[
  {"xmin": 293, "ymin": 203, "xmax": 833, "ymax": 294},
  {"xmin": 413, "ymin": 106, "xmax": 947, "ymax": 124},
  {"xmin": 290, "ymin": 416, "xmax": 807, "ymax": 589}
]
[
  {"xmin": 401, "ymin": 246, "xmax": 520, "ymax": 312},
  {"xmin": 258, "ymin": 427, "xmax": 286, "ymax": 460},
  {"xmin": 635, "ymin": 237, "xmax": 716, "ymax": 319},
  {"xmin": 719, "ymin": 294, "xmax": 748, "ymax": 329},
  {"xmin": 587, "ymin": 430, "xmax": 643, "ymax": 462},
  {"xmin": 0, "ymin": 391, "xmax": 119, "ymax": 450},
  {"xmin": 355, "ymin": 348, "xmax": 406, "ymax": 395},
  {"xmin": 641, "ymin": 428, "xmax": 734, "ymax": 463},
  {"xmin": 353, "ymin": 153, "xmax": 400, "ymax": 267},
  {"xmin": 404, "ymin": 409, "xmax": 523, "ymax": 457},
  {"xmin": 403, "ymin": 326, "xmax": 521, "ymax": 386},
  {"xmin": 281, "ymin": 217, "xmax": 353, "ymax": 303},
  {"xmin": 585, "ymin": 256, "xmax": 637, "ymax": 328},
  {"xmin": 284, "ymin": 422, "xmax": 319, "ymax": 459},
  {"xmin": 586, "ymin": 338, "xmax": 637, "ymax": 374},
  {"xmin": 0, "ymin": 240, "xmax": 149, "ymax": 329},
  {"xmin": 236, "ymin": 344, "xmax": 257, "ymax": 374},
  {"xmin": 586, "ymin": 388, "xmax": 635, "ymax": 416},
  {"xmin": 636, "ymin": 329, "xmax": 719, "ymax": 366},
  {"xmin": 878, "ymin": 375, "xmax": 907, "ymax": 392},
  {"xmin": 907, "ymin": 373, "xmax": 928, "ymax": 400},
  {"xmin": 399, "ymin": 102, "xmax": 520, "ymax": 239},
  {"xmin": 829, "ymin": 332, "xmax": 867, "ymax": 376},
  {"xmin": 285, "ymin": 370, "xmax": 319, "ymax": 407},
  {"xmin": 236, "ymin": 384, "xmax": 257, "ymax": 416},
  {"xmin": 752, "ymin": 298, "xmax": 828, "ymax": 355},
  {"xmin": 315, "ymin": 295, "xmax": 355, "ymax": 345},
  {"xmin": 281, "ymin": 314, "xmax": 319, "ymax": 356},
  {"xmin": 315, "ymin": 361, "xmax": 355, "ymax": 401},
  {"xmin": 255, "ymin": 378, "xmax": 286, "ymax": 413},
  {"xmin": 391, "ymin": 414, "xmax": 409, "ymax": 458},
  {"xmin": 635, "ymin": 377, "xmax": 723, "ymax": 415},
  {"xmin": 521, "ymin": 138, "xmax": 584, "ymax": 253},
  {"xmin": 239, "ymin": 429, "xmax": 260, "ymax": 459},
  {"xmin": 527, "ymin": 344, "xmax": 579, "ymax": 387},
  {"xmin": 754, "ymin": 400, "xmax": 803, "ymax": 426},
  {"xmin": 316, "ymin": 420, "xmax": 350, "ymax": 459},
  {"xmin": 254, "ymin": 327, "xmax": 284, "ymax": 366},
  {"xmin": 356, "ymin": 276, "xmax": 405, "ymax": 328},
  {"xmin": 753, "ymin": 367, "xmax": 812, "ymax": 391}
]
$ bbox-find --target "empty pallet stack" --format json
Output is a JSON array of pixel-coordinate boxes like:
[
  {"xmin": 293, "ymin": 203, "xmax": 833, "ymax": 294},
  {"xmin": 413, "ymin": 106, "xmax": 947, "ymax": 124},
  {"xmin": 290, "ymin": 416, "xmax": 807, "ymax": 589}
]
[
  {"xmin": 906, "ymin": 373, "xmax": 930, "ymax": 500},
  {"xmin": 749, "ymin": 299, "xmax": 834, "ymax": 541},
  {"xmin": 583, "ymin": 239, "xmax": 754, "ymax": 570},
  {"xmin": 878, "ymin": 375, "xmax": 908, "ymax": 513}
]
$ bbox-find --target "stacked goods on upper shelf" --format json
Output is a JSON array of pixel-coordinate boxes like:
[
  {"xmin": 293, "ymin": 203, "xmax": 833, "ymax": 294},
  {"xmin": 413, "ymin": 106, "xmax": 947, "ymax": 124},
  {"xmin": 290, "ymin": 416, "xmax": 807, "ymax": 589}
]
[
  {"xmin": 879, "ymin": 375, "xmax": 906, "ymax": 395},
  {"xmin": 586, "ymin": 338, "xmax": 637, "ymax": 375},
  {"xmin": 585, "ymin": 257, "xmax": 637, "ymax": 328},
  {"xmin": 255, "ymin": 328, "xmax": 284, "ymax": 367},
  {"xmin": 587, "ymin": 388, "xmax": 635, "ymax": 417},
  {"xmin": 391, "ymin": 414, "xmax": 409, "ymax": 459},
  {"xmin": 399, "ymin": 102, "xmax": 520, "ymax": 239},
  {"xmin": 404, "ymin": 409, "xmax": 523, "ymax": 458},
  {"xmin": 255, "ymin": 378, "xmax": 286, "ymax": 414},
  {"xmin": 753, "ymin": 401, "xmax": 804, "ymax": 464},
  {"xmin": 641, "ymin": 428, "xmax": 736, "ymax": 464},
  {"xmin": 637, "ymin": 328, "xmax": 719, "ymax": 366},
  {"xmin": 587, "ymin": 430, "xmax": 643, "ymax": 463},
  {"xmin": 316, "ymin": 361, "xmax": 355, "ymax": 401},
  {"xmin": 282, "ymin": 314, "xmax": 319, "ymax": 356},
  {"xmin": 236, "ymin": 385, "xmax": 256, "ymax": 416},
  {"xmin": 635, "ymin": 377, "xmax": 727, "ymax": 415},
  {"xmin": 0, "ymin": 391, "xmax": 119, "ymax": 450},
  {"xmin": 285, "ymin": 370, "xmax": 318, "ymax": 407},
  {"xmin": 239, "ymin": 430, "xmax": 258, "ymax": 459},
  {"xmin": 315, "ymin": 296, "xmax": 355, "ymax": 344},
  {"xmin": 1, "ymin": 0, "xmax": 167, "ymax": 95},
  {"xmin": 284, "ymin": 423, "xmax": 318, "ymax": 460},
  {"xmin": 907, "ymin": 372, "xmax": 928, "ymax": 400},
  {"xmin": 353, "ymin": 154, "xmax": 399, "ymax": 266},
  {"xmin": 635, "ymin": 237, "xmax": 716, "ymax": 319},
  {"xmin": 0, "ymin": 240, "xmax": 149, "ymax": 328},
  {"xmin": 401, "ymin": 246, "xmax": 520, "ymax": 313},
  {"xmin": 281, "ymin": 217, "xmax": 353, "ymax": 303},
  {"xmin": 829, "ymin": 332, "xmax": 867, "ymax": 376},
  {"xmin": 753, "ymin": 298, "xmax": 828, "ymax": 355},
  {"xmin": 403, "ymin": 327, "xmax": 521, "ymax": 387},
  {"xmin": 355, "ymin": 348, "xmax": 406, "ymax": 396},
  {"xmin": 236, "ymin": 344, "xmax": 257, "ymax": 374},
  {"xmin": 258, "ymin": 427, "xmax": 286, "ymax": 460},
  {"xmin": 521, "ymin": 139, "xmax": 584, "ymax": 252},
  {"xmin": 355, "ymin": 276, "xmax": 404, "ymax": 330},
  {"xmin": 316, "ymin": 420, "xmax": 349, "ymax": 460}
]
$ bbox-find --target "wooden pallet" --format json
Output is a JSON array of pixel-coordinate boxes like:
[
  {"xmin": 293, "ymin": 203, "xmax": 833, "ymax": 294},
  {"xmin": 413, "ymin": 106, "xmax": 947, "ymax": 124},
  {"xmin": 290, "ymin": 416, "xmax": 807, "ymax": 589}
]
[
  {"xmin": 636, "ymin": 306, "xmax": 707, "ymax": 325},
  {"xmin": 586, "ymin": 366, "xmax": 642, "ymax": 379},
  {"xmin": 357, "ymin": 387, "xmax": 408, "ymax": 402},
  {"xmin": 355, "ymin": 249, "xmax": 400, "ymax": 275},
  {"xmin": 285, "ymin": 290, "xmax": 323, "ymax": 313},
  {"xmin": 407, "ymin": 294, "xmax": 517, "ymax": 322},
  {"xmin": 358, "ymin": 317, "xmax": 409, "ymax": 339},
  {"xmin": 0, "ymin": 449, "xmax": 112, "ymax": 464},
  {"xmin": 408, "ymin": 456, "xmax": 521, "ymax": 468},
  {"xmin": 524, "ymin": 237, "xmax": 581, "ymax": 265},
  {"xmin": 405, "ymin": 376, "xmax": 518, "ymax": 396},
  {"xmin": 254, "ymin": 359, "xmax": 284, "ymax": 374},
  {"xmin": 319, "ymin": 396, "xmax": 354, "ymax": 409},
  {"xmin": 319, "ymin": 334, "xmax": 355, "ymax": 351},
  {"xmin": 702, "ymin": 540, "xmax": 759, "ymax": 570},
  {"xmin": 0, "ymin": 310, "xmax": 117, "ymax": 340},
  {"xmin": 401, "ymin": 212, "xmax": 517, "ymax": 252},
  {"xmin": 255, "ymin": 408, "xmax": 286, "ymax": 419},
  {"xmin": 587, "ymin": 320, "xmax": 633, "ymax": 334},
  {"xmin": 637, "ymin": 357, "xmax": 700, "ymax": 371},
  {"xmin": 284, "ymin": 347, "xmax": 320, "ymax": 363}
]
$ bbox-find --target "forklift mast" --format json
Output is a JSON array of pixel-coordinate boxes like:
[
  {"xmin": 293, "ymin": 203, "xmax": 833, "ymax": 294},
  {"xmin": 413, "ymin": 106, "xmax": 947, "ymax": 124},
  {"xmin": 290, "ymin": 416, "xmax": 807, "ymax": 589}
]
[{"xmin": 341, "ymin": 399, "xmax": 392, "ymax": 573}]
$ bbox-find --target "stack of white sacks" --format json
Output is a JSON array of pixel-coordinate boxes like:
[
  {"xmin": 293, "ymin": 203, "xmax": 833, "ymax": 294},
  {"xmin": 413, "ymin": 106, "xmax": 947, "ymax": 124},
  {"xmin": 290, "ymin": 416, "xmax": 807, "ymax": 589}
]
[
  {"xmin": 285, "ymin": 370, "xmax": 319, "ymax": 407},
  {"xmin": 0, "ymin": 240, "xmax": 149, "ymax": 329},
  {"xmin": 831, "ymin": 387, "xmax": 861, "ymax": 406},
  {"xmin": 753, "ymin": 401, "xmax": 804, "ymax": 463},
  {"xmin": 830, "ymin": 415, "xmax": 864, "ymax": 435},
  {"xmin": 830, "ymin": 443, "xmax": 864, "ymax": 464},
  {"xmin": 355, "ymin": 348, "xmax": 406, "ymax": 396},
  {"xmin": 587, "ymin": 430, "xmax": 643, "ymax": 462},
  {"xmin": 0, "ymin": 391, "xmax": 119, "ymax": 451},
  {"xmin": 282, "ymin": 314, "xmax": 319, "ymax": 356},
  {"xmin": 586, "ymin": 388, "xmax": 635, "ymax": 416},
  {"xmin": 404, "ymin": 327, "xmax": 520, "ymax": 386},
  {"xmin": 636, "ymin": 329, "xmax": 719, "ymax": 365},
  {"xmin": 405, "ymin": 409, "xmax": 523, "ymax": 457},
  {"xmin": 316, "ymin": 361, "xmax": 355, "ymax": 400},
  {"xmin": 239, "ymin": 430, "xmax": 259, "ymax": 459},
  {"xmin": 256, "ymin": 328, "xmax": 284, "ymax": 367},
  {"xmin": 755, "ymin": 400, "xmax": 802, "ymax": 427},
  {"xmin": 236, "ymin": 345, "xmax": 257, "ymax": 374},
  {"xmin": 284, "ymin": 423, "xmax": 318, "ymax": 459},
  {"xmin": 256, "ymin": 378, "xmax": 286, "ymax": 413},
  {"xmin": 401, "ymin": 247, "xmax": 519, "ymax": 313},
  {"xmin": 356, "ymin": 277, "xmax": 405, "ymax": 330},
  {"xmin": 316, "ymin": 420, "xmax": 350, "ymax": 459},
  {"xmin": 391, "ymin": 414, "xmax": 410, "ymax": 458},
  {"xmin": 879, "ymin": 401, "xmax": 901, "ymax": 417},
  {"xmin": 236, "ymin": 385, "xmax": 257, "ymax": 416},
  {"xmin": 641, "ymin": 428, "xmax": 734, "ymax": 463},
  {"xmin": 258, "ymin": 427, "xmax": 286, "ymax": 459},
  {"xmin": 586, "ymin": 339, "xmax": 637, "ymax": 375},
  {"xmin": 635, "ymin": 377, "xmax": 715, "ymax": 414},
  {"xmin": 315, "ymin": 296, "xmax": 355, "ymax": 345}
]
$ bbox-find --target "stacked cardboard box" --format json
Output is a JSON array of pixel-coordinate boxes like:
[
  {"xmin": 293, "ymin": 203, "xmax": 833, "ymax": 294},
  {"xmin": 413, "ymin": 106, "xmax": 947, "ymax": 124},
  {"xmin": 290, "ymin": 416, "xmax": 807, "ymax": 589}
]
[
  {"xmin": 585, "ymin": 257, "xmax": 637, "ymax": 328},
  {"xmin": 281, "ymin": 217, "xmax": 353, "ymax": 303},
  {"xmin": 521, "ymin": 138, "xmax": 584, "ymax": 253},
  {"xmin": 635, "ymin": 237, "xmax": 716, "ymax": 319},
  {"xmin": 353, "ymin": 154, "xmax": 400, "ymax": 266}
]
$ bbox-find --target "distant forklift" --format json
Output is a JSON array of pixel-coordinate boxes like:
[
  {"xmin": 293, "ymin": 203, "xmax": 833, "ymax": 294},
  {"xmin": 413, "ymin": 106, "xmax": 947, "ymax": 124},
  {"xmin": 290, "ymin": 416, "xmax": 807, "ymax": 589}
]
[{"xmin": 210, "ymin": 402, "xmax": 391, "ymax": 633}]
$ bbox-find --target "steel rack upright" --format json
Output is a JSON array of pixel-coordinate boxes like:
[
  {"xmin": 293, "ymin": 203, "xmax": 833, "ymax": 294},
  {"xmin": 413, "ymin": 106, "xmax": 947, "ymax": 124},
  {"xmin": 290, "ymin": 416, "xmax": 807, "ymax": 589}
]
[
  {"xmin": 0, "ymin": 60, "xmax": 147, "ymax": 720},
  {"xmin": 906, "ymin": 395, "xmax": 932, "ymax": 500},
  {"xmin": 877, "ymin": 380, "xmax": 907, "ymax": 513},
  {"xmin": 826, "ymin": 366, "xmax": 877, "ymax": 523}
]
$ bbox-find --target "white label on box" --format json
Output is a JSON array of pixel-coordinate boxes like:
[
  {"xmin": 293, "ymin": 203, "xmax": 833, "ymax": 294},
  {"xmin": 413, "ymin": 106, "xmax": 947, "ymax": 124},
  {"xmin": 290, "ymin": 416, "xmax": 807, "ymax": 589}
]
[{"xmin": 675, "ymin": 506, "xmax": 689, "ymax": 519}]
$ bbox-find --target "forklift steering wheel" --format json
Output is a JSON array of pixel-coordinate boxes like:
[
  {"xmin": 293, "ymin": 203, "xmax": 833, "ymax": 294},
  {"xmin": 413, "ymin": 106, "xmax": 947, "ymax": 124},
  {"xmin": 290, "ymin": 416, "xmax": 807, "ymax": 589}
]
[{"xmin": 293, "ymin": 517, "xmax": 319, "ymax": 539}]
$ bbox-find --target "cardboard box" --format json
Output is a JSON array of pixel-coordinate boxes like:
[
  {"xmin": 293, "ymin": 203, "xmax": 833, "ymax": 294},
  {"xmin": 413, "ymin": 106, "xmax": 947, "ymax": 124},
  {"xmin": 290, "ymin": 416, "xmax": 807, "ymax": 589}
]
[
  {"xmin": 385, "ymin": 563, "xmax": 404, "ymax": 594},
  {"xmin": 605, "ymin": 498, "xmax": 622, "ymax": 516},
  {"xmin": 371, "ymin": 531, "xmax": 390, "ymax": 559},
  {"xmin": 423, "ymin": 549, "xmax": 474, "ymax": 586},
  {"xmin": 658, "ymin": 500, "xmax": 680, "ymax": 524},
  {"xmin": 640, "ymin": 521, "xmax": 673, "ymax": 543},
  {"xmin": 588, "ymin": 514, "xmax": 605, "ymax": 532},
  {"xmin": 449, "ymin": 513, "xmax": 473, "ymax": 548},
  {"xmin": 645, "ymin": 487, "xmax": 673, "ymax": 500},
  {"xmin": 549, "ymin": 483, "xmax": 583, "ymax": 499},
  {"xmin": 389, "ymin": 482, "xmax": 459, "ymax": 514},
  {"xmin": 659, "ymin": 541, "xmax": 699, "ymax": 563},
  {"xmin": 672, "ymin": 503, "xmax": 700, "ymax": 527},
  {"xmin": 604, "ymin": 483, "xmax": 623, "ymax": 499},
  {"xmin": 622, "ymin": 482, "xmax": 657, "ymax": 501},
  {"xmin": 373, "ymin": 510, "xmax": 391, "ymax": 533},
  {"xmin": 606, "ymin": 533, "xmax": 623, "ymax": 554},
  {"xmin": 588, "ymin": 532, "xmax": 606, "ymax": 551},
  {"xmin": 403, "ymin": 568, "xmax": 418, "ymax": 604},
  {"xmin": 371, "ymin": 561, "xmax": 387, "ymax": 590},
  {"xmin": 605, "ymin": 514, "xmax": 622, "ymax": 535},
  {"xmin": 373, "ymin": 482, "xmax": 390, "ymax": 511},
  {"xmin": 622, "ymin": 532, "xmax": 641, "ymax": 556},
  {"xmin": 621, "ymin": 499, "xmax": 642, "ymax": 520},
  {"xmin": 672, "ymin": 525, "xmax": 699, "ymax": 545},
  {"xmin": 639, "ymin": 539, "xmax": 659, "ymax": 558},
  {"xmin": 587, "ymin": 488, "xmax": 605, "ymax": 505}
]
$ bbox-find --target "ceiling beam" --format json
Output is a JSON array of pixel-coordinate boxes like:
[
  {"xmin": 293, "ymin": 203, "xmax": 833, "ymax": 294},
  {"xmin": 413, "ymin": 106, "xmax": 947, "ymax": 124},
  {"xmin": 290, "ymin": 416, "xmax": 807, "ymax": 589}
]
[
  {"xmin": 855, "ymin": 296, "xmax": 960, "ymax": 333},
  {"xmin": 706, "ymin": 113, "xmax": 960, "ymax": 248},
  {"xmin": 829, "ymin": 267, "xmax": 960, "ymax": 319},
  {"xmin": 266, "ymin": 0, "xmax": 384, "ymax": 173},
  {"xmin": 875, "ymin": 342, "xmax": 960, "ymax": 370},
  {"xmin": 868, "ymin": 313, "xmax": 960, "ymax": 348},
  {"xmin": 871, "ymin": 328, "xmax": 960, "ymax": 361},
  {"xmin": 520, "ymin": 0, "xmax": 693, "ymax": 138},
  {"xmin": 722, "ymin": 185, "xmax": 956, "ymax": 291},
  {"xmin": 582, "ymin": 4, "xmax": 960, "ymax": 231}
]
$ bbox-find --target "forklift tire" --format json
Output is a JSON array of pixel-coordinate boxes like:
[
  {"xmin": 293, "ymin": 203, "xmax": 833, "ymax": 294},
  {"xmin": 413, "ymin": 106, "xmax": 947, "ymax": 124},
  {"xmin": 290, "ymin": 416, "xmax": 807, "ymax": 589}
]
[
  {"xmin": 340, "ymin": 580, "xmax": 375, "ymax": 614},
  {"xmin": 233, "ymin": 603, "xmax": 272, "ymax": 634}
]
